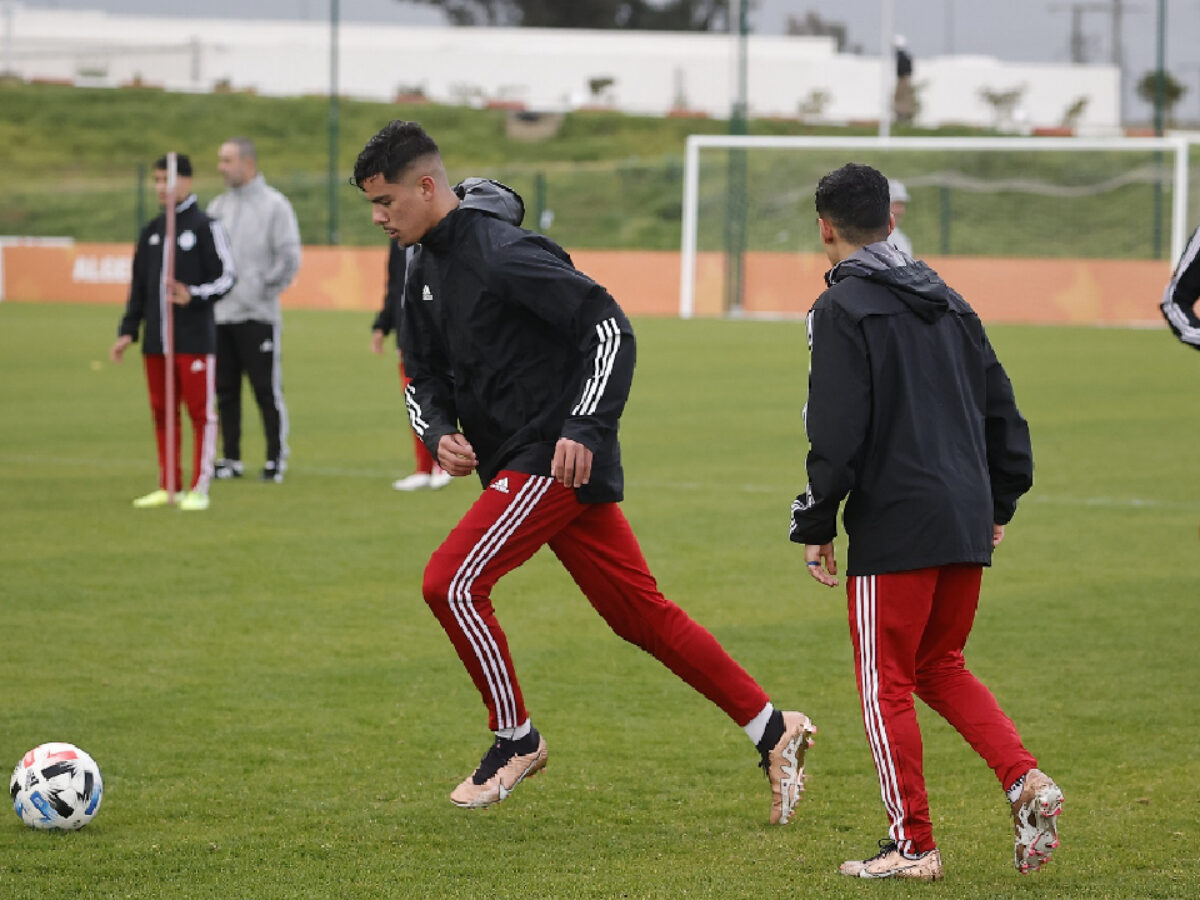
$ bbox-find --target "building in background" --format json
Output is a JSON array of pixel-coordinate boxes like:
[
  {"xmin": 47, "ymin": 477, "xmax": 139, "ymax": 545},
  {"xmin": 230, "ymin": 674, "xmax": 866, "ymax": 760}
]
[{"xmin": 4, "ymin": 6, "xmax": 1122, "ymax": 133}]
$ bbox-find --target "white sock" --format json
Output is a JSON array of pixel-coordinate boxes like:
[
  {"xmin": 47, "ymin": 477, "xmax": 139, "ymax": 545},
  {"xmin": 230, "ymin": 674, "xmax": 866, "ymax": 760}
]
[
  {"xmin": 496, "ymin": 719, "xmax": 532, "ymax": 741},
  {"xmin": 742, "ymin": 702, "xmax": 774, "ymax": 746}
]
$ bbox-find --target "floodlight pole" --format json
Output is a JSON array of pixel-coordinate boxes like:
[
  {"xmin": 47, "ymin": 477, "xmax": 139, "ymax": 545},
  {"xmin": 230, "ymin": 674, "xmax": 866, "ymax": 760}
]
[
  {"xmin": 880, "ymin": 0, "xmax": 894, "ymax": 138},
  {"xmin": 724, "ymin": 0, "xmax": 749, "ymax": 315},
  {"xmin": 1153, "ymin": 0, "xmax": 1165, "ymax": 136},
  {"xmin": 327, "ymin": 0, "xmax": 340, "ymax": 245}
]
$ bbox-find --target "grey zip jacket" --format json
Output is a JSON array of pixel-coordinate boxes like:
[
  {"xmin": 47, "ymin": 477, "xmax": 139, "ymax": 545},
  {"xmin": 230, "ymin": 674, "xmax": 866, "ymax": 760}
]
[
  {"xmin": 207, "ymin": 173, "xmax": 301, "ymax": 325},
  {"xmin": 790, "ymin": 241, "xmax": 1033, "ymax": 576}
]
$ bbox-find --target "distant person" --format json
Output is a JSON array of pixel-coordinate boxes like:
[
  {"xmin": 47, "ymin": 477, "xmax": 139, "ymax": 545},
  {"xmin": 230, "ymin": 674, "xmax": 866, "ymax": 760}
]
[
  {"xmin": 353, "ymin": 119, "xmax": 816, "ymax": 823},
  {"xmin": 886, "ymin": 179, "xmax": 914, "ymax": 256},
  {"xmin": 207, "ymin": 137, "xmax": 302, "ymax": 484},
  {"xmin": 111, "ymin": 153, "xmax": 236, "ymax": 512},
  {"xmin": 1160, "ymin": 224, "xmax": 1200, "ymax": 350},
  {"xmin": 894, "ymin": 36, "xmax": 915, "ymax": 125},
  {"xmin": 372, "ymin": 239, "xmax": 452, "ymax": 491},
  {"xmin": 792, "ymin": 163, "xmax": 1062, "ymax": 880}
]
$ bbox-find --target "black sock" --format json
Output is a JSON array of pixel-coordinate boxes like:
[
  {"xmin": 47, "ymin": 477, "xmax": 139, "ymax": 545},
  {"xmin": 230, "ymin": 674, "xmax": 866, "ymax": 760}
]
[
  {"xmin": 755, "ymin": 709, "xmax": 785, "ymax": 758},
  {"xmin": 507, "ymin": 726, "xmax": 540, "ymax": 754}
]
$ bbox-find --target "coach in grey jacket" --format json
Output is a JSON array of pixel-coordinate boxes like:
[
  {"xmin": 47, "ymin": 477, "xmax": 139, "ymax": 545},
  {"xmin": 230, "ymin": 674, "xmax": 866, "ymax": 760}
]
[{"xmin": 207, "ymin": 137, "xmax": 302, "ymax": 483}]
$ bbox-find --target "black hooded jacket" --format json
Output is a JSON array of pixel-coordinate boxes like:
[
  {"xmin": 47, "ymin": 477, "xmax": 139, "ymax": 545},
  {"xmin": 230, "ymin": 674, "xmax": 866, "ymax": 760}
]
[
  {"xmin": 790, "ymin": 241, "xmax": 1033, "ymax": 576},
  {"xmin": 117, "ymin": 194, "xmax": 236, "ymax": 355},
  {"xmin": 399, "ymin": 179, "xmax": 635, "ymax": 502}
]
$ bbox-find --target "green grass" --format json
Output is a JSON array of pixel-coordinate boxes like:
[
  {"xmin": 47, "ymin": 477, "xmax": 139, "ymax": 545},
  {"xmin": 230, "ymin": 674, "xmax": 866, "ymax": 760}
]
[
  {"xmin": 0, "ymin": 81, "xmax": 1000, "ymax": 251},
  {"xmin": 7, "ymin": 81, "xmax": 1199, "ymax": 257},
  {"xmin": 1, "ymin": 301, "xmax": 1198, "ymax": 898}
]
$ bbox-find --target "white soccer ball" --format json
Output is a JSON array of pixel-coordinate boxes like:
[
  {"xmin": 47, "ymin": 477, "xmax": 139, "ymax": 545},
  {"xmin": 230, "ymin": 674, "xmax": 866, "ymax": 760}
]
[{"xmin": 10, "ymin": 742, "xmax": 103, "ymax": 830}]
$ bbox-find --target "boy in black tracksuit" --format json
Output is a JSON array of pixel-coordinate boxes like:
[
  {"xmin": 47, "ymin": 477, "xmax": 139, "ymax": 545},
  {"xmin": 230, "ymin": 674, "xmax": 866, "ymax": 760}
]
[
  {"xmin": 111, "ymin": 154, "xmax": 236, "ymax": 510},
  {"xmin": 792, "ymin": 163, "xmax": 1062, "ymax": 880},
  {"xmin": 353, "ymin": 120, "xmax": 815, "ymax": 825}
]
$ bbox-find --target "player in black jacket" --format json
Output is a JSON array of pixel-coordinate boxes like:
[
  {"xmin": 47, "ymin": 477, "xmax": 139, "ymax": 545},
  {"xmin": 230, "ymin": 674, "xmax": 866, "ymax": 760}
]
[
  {"xmin": 1161, "ymin": 224, "xmax": 1200, "ymax": 350},
  {"xmin": 791, "ymin": 164, "xmax": 1061, "ymax": 880},
  {"xmin": 354, "ymin": 120, "xmax": 814, "ymax": 824},
  {"xmin": 111, "ymin": 154, "xmax": 235, "ymax": 511}
]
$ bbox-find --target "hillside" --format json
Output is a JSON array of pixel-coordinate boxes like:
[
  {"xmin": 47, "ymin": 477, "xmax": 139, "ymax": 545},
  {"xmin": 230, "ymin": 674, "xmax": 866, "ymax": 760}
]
[{"xmin": 1, "ymin": 81, "xmax": 923, "ymax": 248}]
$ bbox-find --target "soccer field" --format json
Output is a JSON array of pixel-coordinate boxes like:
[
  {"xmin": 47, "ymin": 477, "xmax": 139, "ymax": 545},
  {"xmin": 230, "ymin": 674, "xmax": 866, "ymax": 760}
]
[{"xmin": 1, "ymin": 302, "xmax": 1197, "ymax": 898}]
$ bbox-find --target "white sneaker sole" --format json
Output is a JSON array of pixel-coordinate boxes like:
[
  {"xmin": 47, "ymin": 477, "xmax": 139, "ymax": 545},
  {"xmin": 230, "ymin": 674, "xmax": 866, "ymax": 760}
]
[
  {"xmin": 773, "ymin": 713, "xmax": 816, "ymax": 825},
  {"xmin": 1015, "ymin": 782, "xmax": 1064, "ymax": 873}
]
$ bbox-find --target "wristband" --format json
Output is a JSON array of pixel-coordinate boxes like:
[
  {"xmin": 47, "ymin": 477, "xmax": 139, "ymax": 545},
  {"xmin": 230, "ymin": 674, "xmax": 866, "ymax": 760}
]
[{"xmin": 806, "ymin": 561, "xmax": 821, "ymax": 567}]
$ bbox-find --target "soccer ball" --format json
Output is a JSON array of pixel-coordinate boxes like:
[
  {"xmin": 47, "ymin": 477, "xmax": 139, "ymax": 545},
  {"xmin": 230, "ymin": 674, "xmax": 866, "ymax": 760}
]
[{"xmin": 10, "ymin": 742, "xmax": 103, "ymax": 830}]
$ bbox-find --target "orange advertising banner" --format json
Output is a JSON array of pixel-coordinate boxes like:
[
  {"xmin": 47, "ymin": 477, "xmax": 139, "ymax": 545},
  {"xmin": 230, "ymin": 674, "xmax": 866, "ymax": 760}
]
[{"xmin": 0, "ymin": 241, "xmax": 1171, "ymax": 325}]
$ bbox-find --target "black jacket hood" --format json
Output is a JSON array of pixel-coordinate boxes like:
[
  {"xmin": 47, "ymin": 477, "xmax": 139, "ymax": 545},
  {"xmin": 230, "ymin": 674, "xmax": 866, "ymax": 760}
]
[
  {"xmin": 454, "ymin": 177, "xmax": 525, "ymax": 226},
  {"xmin": 827, "ymin": 241, "xmax": 956, "ymax": 323}
]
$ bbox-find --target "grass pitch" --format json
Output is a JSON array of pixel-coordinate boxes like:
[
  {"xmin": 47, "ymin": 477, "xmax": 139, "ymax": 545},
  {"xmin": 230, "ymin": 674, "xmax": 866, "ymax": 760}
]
[{"xmin": 1, "ymin": 301, "xmax": 1197, "ymax": 898}]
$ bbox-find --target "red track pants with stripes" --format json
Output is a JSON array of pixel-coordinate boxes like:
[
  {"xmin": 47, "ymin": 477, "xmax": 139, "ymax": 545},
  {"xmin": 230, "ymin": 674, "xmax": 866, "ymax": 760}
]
[
  {"xmin": 422, "ymin": 471, "xmax": 770, "ymax": 732},
  {"xmin": 847, "ymin": 566, "xmax": 1037, "ymax": 854},
  {"xmin": 143, "ymin": 353, "xmax": 217, "ymax": 493}
]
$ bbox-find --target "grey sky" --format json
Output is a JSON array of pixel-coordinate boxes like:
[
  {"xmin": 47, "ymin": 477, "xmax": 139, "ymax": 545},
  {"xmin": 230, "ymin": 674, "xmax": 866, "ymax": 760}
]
[{"xmin": 15, "ymin": 0, "xmax": 1200, "ymax": 122}]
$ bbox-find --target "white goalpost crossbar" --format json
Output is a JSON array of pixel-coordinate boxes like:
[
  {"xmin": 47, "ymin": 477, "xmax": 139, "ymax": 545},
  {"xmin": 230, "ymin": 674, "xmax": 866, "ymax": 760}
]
[{"xmin": 679, "ymin": 135, "xmax": 1195, "ymax": 319}]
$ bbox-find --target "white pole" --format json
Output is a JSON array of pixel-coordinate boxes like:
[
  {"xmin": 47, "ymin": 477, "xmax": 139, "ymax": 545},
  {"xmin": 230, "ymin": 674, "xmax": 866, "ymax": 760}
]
[
  {"xmin": 1170, "ymin": 137, "xmax": 1189, "ymax": 266},
  {"xmin": 163, "ymin": 153, "xmax": 178, "ymax": 503},
  {"xmin": 679, "ymin": 135, "xmax": 700, "ymax": 319},
  {"xmin": 879, "ymin": 0, "xmax": 894, "ymax": 139}
]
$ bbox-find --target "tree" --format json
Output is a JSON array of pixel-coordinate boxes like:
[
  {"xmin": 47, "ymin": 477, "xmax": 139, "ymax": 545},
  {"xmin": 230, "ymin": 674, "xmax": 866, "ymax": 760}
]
[
  {"xmin": 1135, "ymin": 70, "xmax": 1186, "ymax": 126},
  {"xmin": 405, "ymin": 0, "xmax": 751, "ymax": 30}
]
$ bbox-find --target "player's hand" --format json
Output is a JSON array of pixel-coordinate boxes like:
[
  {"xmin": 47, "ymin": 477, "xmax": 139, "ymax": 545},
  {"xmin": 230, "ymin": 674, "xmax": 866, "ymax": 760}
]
[
  {"xmin": 437, "ymin": 433, "xmax": 477, "ymax": 476},
  {"xmin": 993, "ymin": 523, "xmax": 1005, "ymax": 547},
  {"xmin": 551, "ymin": 437, "xmax": 592, "ymax": 488},
  {"xmin": 370, "ymin": 330, "xmax": 385, "ymax": 354},
  {"xmin": 804, "ymin": 542, "xmax": 839, "ymax": 588},
  {"xmin": 110, "ymin": 335, "xmax": 132, "ymax": 363},
  {"xmin": 168, "ymin": 280, "xmax": 191, "ymax": 306}
]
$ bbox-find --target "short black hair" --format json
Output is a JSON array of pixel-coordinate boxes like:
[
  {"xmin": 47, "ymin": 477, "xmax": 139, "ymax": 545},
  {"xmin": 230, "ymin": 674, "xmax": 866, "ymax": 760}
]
[
  {"xmin": 352, "ymin": 120, "xmax": 440, "ymax": 189},
  {"xmin": 153, "ymin": 154, "xmax": 193, "ymax": 177},
  {"xmin": 814, "ymin": 163, "xmax": 890, "ymax": 246}
]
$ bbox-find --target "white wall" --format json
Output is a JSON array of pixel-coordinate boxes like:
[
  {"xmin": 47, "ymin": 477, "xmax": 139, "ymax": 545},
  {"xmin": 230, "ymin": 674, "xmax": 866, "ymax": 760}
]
[{"xmin": 4, "ymin": 6, "xmax": 1121, "ymax": 131}]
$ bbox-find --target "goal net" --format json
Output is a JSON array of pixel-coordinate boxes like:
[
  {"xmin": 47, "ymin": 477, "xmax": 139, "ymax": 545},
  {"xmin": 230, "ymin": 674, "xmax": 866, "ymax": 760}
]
[{"xmin": 679, "ymin": 136, "xmax": 1200, "ymax": 324}]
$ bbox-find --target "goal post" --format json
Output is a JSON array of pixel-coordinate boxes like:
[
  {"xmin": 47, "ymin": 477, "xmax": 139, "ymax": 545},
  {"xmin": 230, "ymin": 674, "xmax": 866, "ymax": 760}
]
[{"xmin": 679, "ymin": 135, "xmax": 1198, "ymax": 321}]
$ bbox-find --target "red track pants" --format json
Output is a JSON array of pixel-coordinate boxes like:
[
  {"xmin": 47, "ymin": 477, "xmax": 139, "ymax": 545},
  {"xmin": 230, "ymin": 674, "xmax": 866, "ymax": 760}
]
[
  {"xmin": 398, "ymin": 359, "xmax": 435, "ymax": 474},
  {"xmin": 422, "ymin": 471, "xmax": 770, "ymax": 732},
  {"xmin": 143, "ymin": 353, "xmax": 217, "ymax": 493},
  {"xmin": 847, "ymin": 566, "xmax": 1037, "ymax": 853}
]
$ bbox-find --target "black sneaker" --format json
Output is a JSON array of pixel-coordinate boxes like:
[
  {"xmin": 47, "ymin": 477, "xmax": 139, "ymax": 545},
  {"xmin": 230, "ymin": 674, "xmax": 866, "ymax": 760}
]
[
  {"xmin": 214, "ymin": 459, "xmax": 243, "ymax": 479},
  {"xmin": 260, "ymin": 460, "xmax": 283, "ymax": 483}
]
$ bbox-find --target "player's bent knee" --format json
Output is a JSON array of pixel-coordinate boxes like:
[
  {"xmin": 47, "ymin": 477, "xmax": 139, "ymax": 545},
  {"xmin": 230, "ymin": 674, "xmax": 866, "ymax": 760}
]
[{"xmin": 421, "ymin": 566, "xmax": 455, "ymax": 609}]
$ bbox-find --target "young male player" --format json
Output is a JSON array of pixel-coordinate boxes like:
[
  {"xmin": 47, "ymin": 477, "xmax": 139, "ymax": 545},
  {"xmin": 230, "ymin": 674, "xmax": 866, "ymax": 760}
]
[
  {"xmin": 353, "ymin": 120, "xmax": 815, "ymax": 823},
  {"xmin": 111, "ymin": 154, "xmax": 236, "ymax": 511},
  {"xmin": 792, "ymin": 163, "xmax": 1062, "ymax": 879}
]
